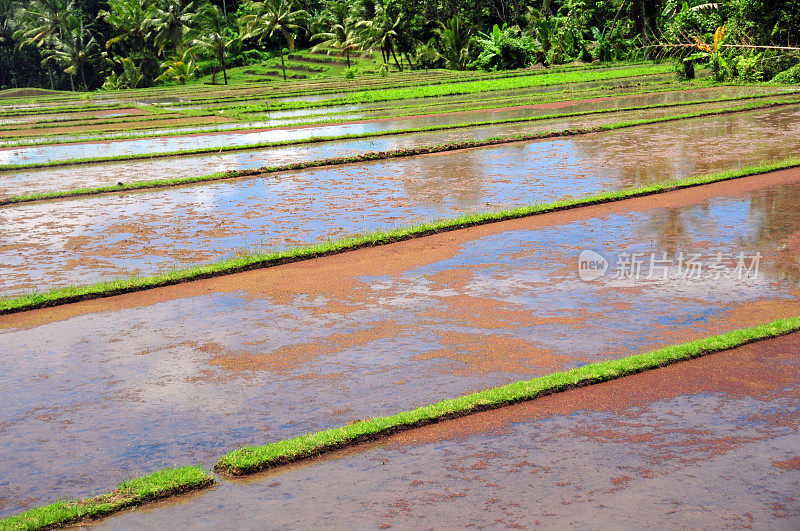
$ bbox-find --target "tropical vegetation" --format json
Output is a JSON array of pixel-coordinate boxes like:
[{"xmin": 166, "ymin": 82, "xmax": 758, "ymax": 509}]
[{"xmin": 0, "ymin": 0, "xmax": 797, "ymax": 91}]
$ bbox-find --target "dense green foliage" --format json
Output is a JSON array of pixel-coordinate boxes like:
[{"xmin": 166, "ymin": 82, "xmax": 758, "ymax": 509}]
[{"xmin": 1, "ymin": 0, "xmax": 798, "ymax": 91}]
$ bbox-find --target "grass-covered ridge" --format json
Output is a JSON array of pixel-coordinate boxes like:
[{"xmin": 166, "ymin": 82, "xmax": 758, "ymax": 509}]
[
  {"xmin": 221, "ymin": 64, "xmax": 674, "ymax": 112},
  {"xmin": 0, "ymin": 466, "xmax": 213, "ymax": 530},
  {"xmin": 215, "ymin": 315, "xmax": 800, "ymax": 476},
  {"xmin": 0, "ymin": 60, "xmax": 657, "ymax": 116},
  {"xmin": 2, "ymin": 93, "xmax": 797, "ymax": 174},
  {"xmin": 1, "ymin": 158, "xmax": 798, "ymax": 315}
]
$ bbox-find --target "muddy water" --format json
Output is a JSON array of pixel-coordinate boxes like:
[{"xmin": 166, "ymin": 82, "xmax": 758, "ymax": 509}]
[
  {"xmin": 2, "ymin": 97, "xmax": 799, "ymax": 199},
  {"xmin": 2, "ymin": 172, "xmax": 800, "ymax": 517},
  {"xmin": 95, "ymin": 332, "xmax": 800, "ymax": 529},
  {"xmin": 3, "ymin": 105, "xmax": 800, "ymax": 294},
  {"xmin": 6, "ymin": 86, "xmax": 796, "ymax": 148},
  {"xmin": 0, "ymin": 96, "xmax": 782, "ymax": 198},
  {"xmin": 0, "ymin": 75, "xmax": 687, "ymax": 158}
]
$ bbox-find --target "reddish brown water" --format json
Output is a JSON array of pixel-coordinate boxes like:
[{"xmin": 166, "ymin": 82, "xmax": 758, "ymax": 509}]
[
  {"xmin": 3, "ymin": 105, "xmax": 800, "ymax": 296},
  {"xmin": 95, "ymin": 331, "xmax": 800, "ymax": 529},
  {"xmin": 1, "ymin": 171, "xmax": 800, "ymax": 517}
]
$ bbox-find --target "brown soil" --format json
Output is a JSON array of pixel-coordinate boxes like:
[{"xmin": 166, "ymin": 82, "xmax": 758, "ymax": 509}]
[
  {"xmin": 98, "ymin": 330, "xmax": 800, "ymax": 529},
  {"xmin": 4, "ymin": 166, "xmax": 800, "ymax": 330},
  {"xmin": 388, "ymin": 330, "xmax": 800, "ymax": 447}
]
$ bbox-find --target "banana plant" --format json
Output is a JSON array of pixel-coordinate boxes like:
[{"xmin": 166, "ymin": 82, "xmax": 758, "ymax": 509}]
[
  {"xmin": 155, "ymin": 48, "xmax": 197, "ymax": 85},
  {"xmin": 685, "ymin": 25, "xmax": 727, "ymax": 81}
]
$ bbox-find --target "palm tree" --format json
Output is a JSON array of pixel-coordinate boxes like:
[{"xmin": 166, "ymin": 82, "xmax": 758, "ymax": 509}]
[
  {"xmin": 0, "ymin": 0, "xmax": 20, "ymax": 87},
  {"xmin": 13, "ymin": 0, "xmax": 74, "ymax": 89},
  {"xmin": 155, "ymin": 48, "xmax": 197, "ymax": 84},
  {"xmin": 98, "ymin": 0, "xmax": 148, "ymax": 51},
  {"xmin": 239, "ymin": 0, "xmax": 307, "ymax": 81},
  {"xmin": 358, "ymin": 4, "xmax": 402, "ymax": 68},
  {"xmin": 436, "ymin": 15, "xmax": 471, "ymax": 70},
  {"xmin": 146, "ymin": 0, "xmax": 199, "ymax": 56},
  {"xmin": 48, "ymin": 13, "xmax": 99, "ymax": 90},
  {"xmin": 102, "ymin": 56, "xmax": 144, "ymax": 89},
  {"xmin": 311, "ymin": 1, "xmax": 359, "ymax": 68},
  {"xmin": 191, "ymin": 3, "xmax": 234, "ymax": 84}
]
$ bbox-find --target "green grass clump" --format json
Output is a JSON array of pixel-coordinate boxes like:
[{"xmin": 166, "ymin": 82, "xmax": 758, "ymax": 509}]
[
  {"xmin": 215, "ymin": 315, "xmax": 800, "ymax": 476},
  {"xmin": 0, "ymin": 466, "xmax": 213, "ymax": 530},
  {"xmin": 1, "ymin": 157, "xmax": 799, "ymax": 315}
]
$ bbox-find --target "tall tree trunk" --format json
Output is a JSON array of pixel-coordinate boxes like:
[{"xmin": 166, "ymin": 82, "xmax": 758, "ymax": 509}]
[
  {"xmin": 80, "ymin": 65, "xmax": 87, "ymax": 91},
  {"xmin": 281, "ymin": 50, "xmax": 286, "ymax": 81},
  {"xmin": 47, "ymin": 64, "xmax": 54, "ymax": 90},
  {"xmin": 632, "ymin": 0, "xmax": 649, "ymax": 59},
  {"xmin": 346, "ymin": 51, "xmax": 350, "ymax": 68},
  {"xmin": 390, "ymin": 46, "xmax": 401, "ymax": 71},
  {"xmin": 403, "ymin": 50, "xmax": 413, "ymax": 69},
  {"xmin": 221, "ymin": 53, "xmax": 228, "ymax": 85},
  {"xmin": 68, "ymin": 73, "xmax": 74, "ymax": 91}
]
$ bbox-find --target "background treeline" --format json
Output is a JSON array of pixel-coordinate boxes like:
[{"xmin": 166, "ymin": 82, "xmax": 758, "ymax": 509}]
[{"xmin": 0, "ymin": 0, "xmax": 798, "ymax": 91}]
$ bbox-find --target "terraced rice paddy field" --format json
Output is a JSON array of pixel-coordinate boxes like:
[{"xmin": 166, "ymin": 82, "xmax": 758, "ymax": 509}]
[{"xmin": 1, "ymin": 62, "xmax": 800, "ymax": 528}]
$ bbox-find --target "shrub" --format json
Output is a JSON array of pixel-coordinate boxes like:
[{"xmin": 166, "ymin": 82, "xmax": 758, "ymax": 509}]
[
  {"xmin": 471, "ymin": 24, "xmax": 539, "ymax": 71},
  {"xmin": 772, "ymin": 63, "xmax": 800, "ymax": 84}
]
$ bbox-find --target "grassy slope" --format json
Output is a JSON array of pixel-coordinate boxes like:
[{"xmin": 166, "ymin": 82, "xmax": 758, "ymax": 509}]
[
  {"xmin": 0, "ymin": 466, "xmax": 213, "ymax": 530},
  {"xmin": 1, "ymin": 158, "xmax": 798, "ymax": 315}
]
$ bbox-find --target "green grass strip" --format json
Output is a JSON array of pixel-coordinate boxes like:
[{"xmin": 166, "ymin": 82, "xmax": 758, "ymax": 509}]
[
  {"xmin": 2, "ymin": 157, "xmax": 799, "ymax": 315},
  {"xmin": 0, "ymin": 466, "xmax": 213, "ymax": 530},
  {"xmin": 218, "ymin": 65, "xmax": 674, "ymax": 113},
  {"xmin": 3, "ymin": 92, "xmax": 796, "ymax": 174},
  {"xmin": 214, "ymin": 315, "xmax": 800, "ymax": 476}
]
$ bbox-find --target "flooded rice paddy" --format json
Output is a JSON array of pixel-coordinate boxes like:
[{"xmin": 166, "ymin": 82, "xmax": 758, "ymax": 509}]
[
  {"xmin": 4, "ymin": 82, "xmax": 792, "ymax": 146},
  {"xmin": 2, "ymin": 67, "xmax": 800, "ymax": 527},
  {"xmin": 2, "ymin": 105, "xmax": 800, "ymax": 295},
  {"xmin": 1, "ymin": 171, "xmax": 799, "ymax": 516},
  {"xmin": 1, "ymin": 96, "xmax": 789, "ymax": 198},
  {"xmin": 97, "ymin": 331, "xmax": 800, "ymax": 528},
  {"xmin": 1, "ymin": 86, "xmax": 796, "ymax": 163}
]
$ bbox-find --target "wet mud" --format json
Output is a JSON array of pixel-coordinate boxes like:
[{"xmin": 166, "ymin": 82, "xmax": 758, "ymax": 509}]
[
  {"xmin": 0, "ymin": 84, "xmax": 792, "ymax": 165},
  {"xmin": 3, "ymin": 106, "xmax": 800, "ymax": 294},
  {"xmin": 1, "ymin": 171, "xmax": 800, "ymax": 516},
  {"xmin": 95, "ymin": 332, "xmax": 800, "ymax": 529}
]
